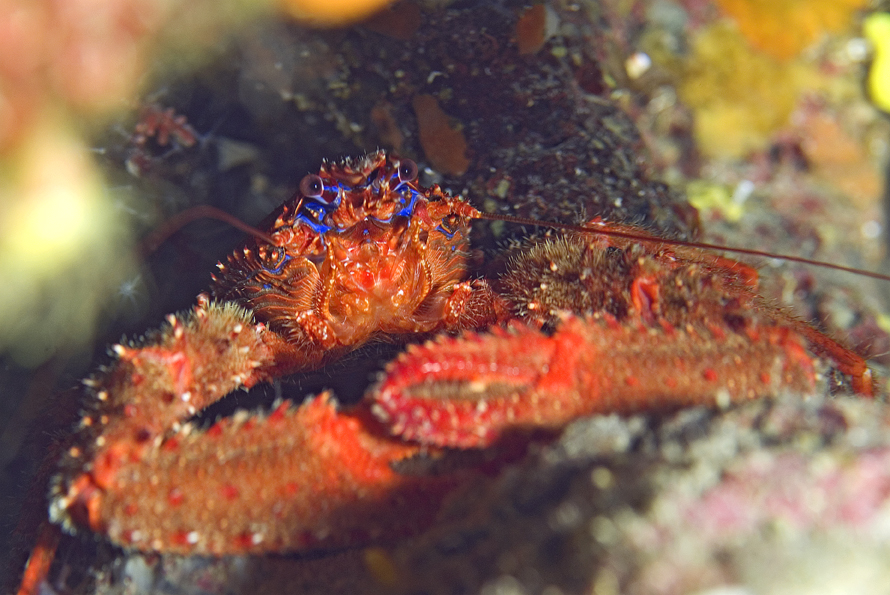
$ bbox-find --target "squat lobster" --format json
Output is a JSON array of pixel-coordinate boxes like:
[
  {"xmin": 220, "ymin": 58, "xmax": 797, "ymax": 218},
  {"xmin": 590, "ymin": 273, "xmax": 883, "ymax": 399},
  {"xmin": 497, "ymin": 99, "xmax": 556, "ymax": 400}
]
[{"xmin": 15, "ymin": 151, "xmax": 875, "ymax": 594}]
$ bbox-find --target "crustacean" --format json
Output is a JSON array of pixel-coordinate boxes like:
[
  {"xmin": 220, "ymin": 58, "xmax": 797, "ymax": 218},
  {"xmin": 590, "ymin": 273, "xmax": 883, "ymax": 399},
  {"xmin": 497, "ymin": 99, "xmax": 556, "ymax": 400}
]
[{"xmin": 14, "ymin": 150, "xmax": 876, "ymax": 594}]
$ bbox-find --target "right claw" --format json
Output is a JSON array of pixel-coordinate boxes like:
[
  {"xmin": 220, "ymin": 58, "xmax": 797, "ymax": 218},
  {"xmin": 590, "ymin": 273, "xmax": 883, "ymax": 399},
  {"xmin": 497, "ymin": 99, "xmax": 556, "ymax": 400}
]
[{"xmin": 371, "ymin": 316, "xmax": 819, "ymax": 449}]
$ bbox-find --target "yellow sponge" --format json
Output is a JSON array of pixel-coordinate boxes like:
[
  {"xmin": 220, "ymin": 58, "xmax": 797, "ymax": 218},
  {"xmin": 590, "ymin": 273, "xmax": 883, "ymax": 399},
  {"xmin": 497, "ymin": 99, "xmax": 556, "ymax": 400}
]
[{"xmin": 864, "ymin": 12, "xmax": 890, "ymax": 113}]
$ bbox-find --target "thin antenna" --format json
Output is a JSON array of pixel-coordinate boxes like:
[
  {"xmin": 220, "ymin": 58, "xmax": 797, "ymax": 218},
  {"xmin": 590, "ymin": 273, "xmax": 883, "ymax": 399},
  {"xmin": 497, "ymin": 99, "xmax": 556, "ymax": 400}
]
[
  {"xmin": 141, "ymin": 205, "xmax": 277, "ymax": 257},
  {"xmin": 480, "ymin": 212, "xmax": 890, "ymax": 283}
]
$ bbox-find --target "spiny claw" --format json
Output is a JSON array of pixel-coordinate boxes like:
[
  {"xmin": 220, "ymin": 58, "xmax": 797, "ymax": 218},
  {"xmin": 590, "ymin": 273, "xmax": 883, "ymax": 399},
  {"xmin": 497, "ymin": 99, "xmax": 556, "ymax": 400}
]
[
  {"xmin": 372, "ymin": 317, "xmax": 819, "ymax": 449},
  {"xmin": 373, "ymin": 324, "xmax": 563, "ymax": 448},
  {"xmin": 58, "ymin": 393, "xmax": 451, "ymax": 555}
]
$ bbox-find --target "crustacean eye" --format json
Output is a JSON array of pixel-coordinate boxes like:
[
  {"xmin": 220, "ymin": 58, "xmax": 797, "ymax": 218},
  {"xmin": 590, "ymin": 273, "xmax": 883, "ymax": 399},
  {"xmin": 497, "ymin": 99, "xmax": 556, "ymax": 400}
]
[
  {"xmin": 397, "ymin": 159, "xmax": 418, "ymax": 183},
  {"xmin": 299, "ymin": 174, "xmax": 325, "ymax": 198}
]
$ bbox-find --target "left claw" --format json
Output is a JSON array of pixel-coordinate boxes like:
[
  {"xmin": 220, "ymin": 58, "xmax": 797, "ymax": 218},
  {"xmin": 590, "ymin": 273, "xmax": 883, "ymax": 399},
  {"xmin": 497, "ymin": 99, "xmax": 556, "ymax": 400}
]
[
  {"xmin": 74, "ymin": 393, "xmax": 452, "ymax": 554},
  {"xmin": 48, "ymin": 300, "xmax": 456, "ymax": 557}
]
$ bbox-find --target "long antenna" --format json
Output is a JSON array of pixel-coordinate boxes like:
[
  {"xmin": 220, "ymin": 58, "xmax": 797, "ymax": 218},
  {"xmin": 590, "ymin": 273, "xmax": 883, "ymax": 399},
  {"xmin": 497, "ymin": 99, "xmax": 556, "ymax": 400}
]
[
  {"xmin": 480, "ymin": 212, "xmax": 890, "ymax": 283},
  {"xmin": 141, "ymin": 205, "xmax": 277, "ymax": 257}
]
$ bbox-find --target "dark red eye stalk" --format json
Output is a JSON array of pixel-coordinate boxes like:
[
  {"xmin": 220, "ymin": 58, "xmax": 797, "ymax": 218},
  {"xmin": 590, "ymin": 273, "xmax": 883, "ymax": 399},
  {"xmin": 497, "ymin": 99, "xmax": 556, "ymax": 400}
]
[
  {"xmin": 299, "ymin": 174, "xmax": 325, "ymax": 199},
  {"xmin": 397, "ymin": 159, "xmax": 418, "ymax": 183}
]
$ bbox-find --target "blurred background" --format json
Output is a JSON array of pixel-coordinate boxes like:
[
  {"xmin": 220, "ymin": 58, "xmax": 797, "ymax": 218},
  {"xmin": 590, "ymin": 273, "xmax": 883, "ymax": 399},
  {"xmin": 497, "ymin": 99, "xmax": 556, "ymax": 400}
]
[{"xmin": 2, "ymin": 0, "xmax": 890, "ymax": 592}]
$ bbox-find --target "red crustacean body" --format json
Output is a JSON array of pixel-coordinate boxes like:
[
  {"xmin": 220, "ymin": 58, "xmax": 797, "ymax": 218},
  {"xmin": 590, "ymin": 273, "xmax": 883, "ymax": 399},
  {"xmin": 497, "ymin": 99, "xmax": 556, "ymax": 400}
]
[
  {"xmin": 209, "ymin": 151, "xmax": 507, "ymax": 371},
  {"xmin": 15, "ymin": 151, "xmax": 874, "ymax": 594}
]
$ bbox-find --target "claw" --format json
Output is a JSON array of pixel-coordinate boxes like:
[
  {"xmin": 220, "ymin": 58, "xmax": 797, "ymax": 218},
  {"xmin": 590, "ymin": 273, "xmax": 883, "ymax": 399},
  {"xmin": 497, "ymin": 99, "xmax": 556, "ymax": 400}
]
[
  {"xmin": 373, "ymin": 316, "xmax": 818, "ymax": 448},
  {"xmin": 46, "ymin": 301, "xmax": 458, "ymax": 557},
  {"xmin": 68, "ymin": 393, "xmax": 452, "ymax": 554}
]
